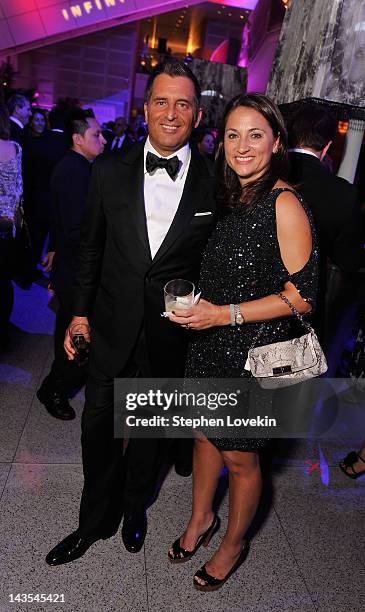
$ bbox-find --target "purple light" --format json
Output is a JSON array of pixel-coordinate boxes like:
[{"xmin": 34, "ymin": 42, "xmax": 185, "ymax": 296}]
[
  {"xmin": 0, "ymin": 364, "xmax": 32, "ymax": 387},
  {"xmin": 319, "ymin": 444, "xmax": 330, "ymax": 486}
]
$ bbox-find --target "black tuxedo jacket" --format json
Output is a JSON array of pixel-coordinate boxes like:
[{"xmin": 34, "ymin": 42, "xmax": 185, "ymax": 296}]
[
  {"xmin": 43, "ymin": 131, "xmax": 68, "ymax": 170},
  {"xmin": 22, "ymin": 131, "xmax": 67, "ymax": 219},
  {"xmin": 105, "ymin": 135, "xmax": 135, "ymax": 157},
  {"xmin": 288, "ymin": 152, "xmax": 363, "ymax": 274},
  {"xmin": 50, "ymin": 150, "xmax": 91, "ymax": 293},
  {"xmin": 289, "ymin": 152, "xmax": 363, "ymax": 338},
  {"xmin": 10, "ymin": 120, "xmax": 24, "ymax": 146},
  {"xmin": 73, "ymin": 142, "xmax": 217, "ymax": 377}
]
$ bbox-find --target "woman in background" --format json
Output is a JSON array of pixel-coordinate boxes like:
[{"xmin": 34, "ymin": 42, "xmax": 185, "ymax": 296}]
[
  {"xmin": 28, "ymin": 108, "xmax": 47, "ymax": 138},
  {"xmin": 191, "ymin": 127, "xmax": 216, "ymax": 160},
  {"xmin": 0, "ymin": 103, "xmax": 22, "ymax": 346},
  {"xmin": 196, "ymin": 129, "xmax": 215, "ymax": 159}
]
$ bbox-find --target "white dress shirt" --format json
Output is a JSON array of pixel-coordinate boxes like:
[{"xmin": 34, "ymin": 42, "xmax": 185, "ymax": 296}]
[
  {"xmin": 144, "ymin": 137, "xmax": 191, "ymax": 258},
  {"xmin": 9, "ymin": 116, "xmax": 24, "ymax": 129},
  {"xmin": 112, "ymin": 134, "xmax": 126, "ymax": 150},
  {"xmin": 288, "ymin": 147, "xmax": 319, "ymax": 159}
]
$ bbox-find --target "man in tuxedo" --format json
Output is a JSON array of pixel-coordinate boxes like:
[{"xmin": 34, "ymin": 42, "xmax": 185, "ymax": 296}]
[
  {"xmin": 22, "ymin": 110, "xmax": 68, "ymax": 285},
  {"xmin": 288, "ymin": 104, "xmax": 363, "ymax": 368},
  {"xmin": 105, "ymin": 116, "xmax": 135, "ymax": 155},
  {"xmin": 45, "ymin": 106, "xmax": 69, "ymax": 167},
  {"xmin": 37, "ymin": 109, "xmax": 106, "ymax": 420},
  {"xmin": 7, "ymin": 93, "xmax": 31, "ymax": 146},
  {"xmin": 46, "ymin": 58, "xmax": 217, "ymax": 566}
]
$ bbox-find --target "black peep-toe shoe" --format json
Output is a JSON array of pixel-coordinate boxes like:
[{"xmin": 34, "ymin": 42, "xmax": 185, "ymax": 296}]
[
  {"xmin": 193, "ymin": 540, "xmax": 250, "ymax": 591},
  {"xmin": 339, "ymin": 451, "xmax": 365, "ymax": 479},
  {"xmin": 168, "ymin": 515, "xmax": 220, "ymax": 563}
]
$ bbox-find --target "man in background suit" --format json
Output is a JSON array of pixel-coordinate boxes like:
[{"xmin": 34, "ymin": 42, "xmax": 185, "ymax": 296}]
[
  {"xmin": 45, "ymin": 106, "xmax": 69, "ymax": 167},
  {"xmin": 43, "ymin": 105, "xmax": 89, "ymax": 277},
  {"xmin": 22, "ymin": 109, "xmax": 68, "ymax": 285},
  {"xmin": 37, "ymin": 109, "xmax": 106, "ymax": 420},
  {"xmin": 7, "ymin": 93, "xmax": 31, "ymax": 146},
  {"xmin": 46, "ymin": 58, "xmax": 217, "ymax": 565},
  {"xmin": 288, "ymin": 104, "xmax": 363, "ymax": 371},
  {"xmin": 19, "ymin": 105, "xmax": 68, "ymax": 287},
  {"xmin": 105, "ymin": 116, "xmax": 135, "ymax": 156}
]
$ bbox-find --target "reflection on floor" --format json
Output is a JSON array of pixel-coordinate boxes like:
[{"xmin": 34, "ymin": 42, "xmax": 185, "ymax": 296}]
[{"xmin": 0, "ymin": 282, "xmax": 364, "ymax": 612}]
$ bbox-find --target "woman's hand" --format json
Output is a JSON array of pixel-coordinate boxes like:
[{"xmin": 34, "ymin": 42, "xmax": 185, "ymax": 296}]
[{"xmin": 167, "ymin": 299, "xmax": 229, "ymax": 330}]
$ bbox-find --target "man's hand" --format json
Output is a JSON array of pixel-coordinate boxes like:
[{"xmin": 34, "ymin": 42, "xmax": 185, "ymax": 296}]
[
  {"xmin": 42, "ymin": 251, "xmax": 55, "ymax": 272},
  {"xmin": 64, "ymin": 316, "xmax": 90, "ymax": 360}
]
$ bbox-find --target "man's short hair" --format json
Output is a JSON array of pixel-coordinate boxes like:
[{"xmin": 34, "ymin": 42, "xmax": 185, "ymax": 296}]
[
  {"xmin": 64, "ymin": 108, "xmax": 95, "ymax": 148},
  {"xmin": 7, "ymin": 93, "xmax": 29, "ymax": 116},
  {"xmin": 49, "ymin": 107, "xmax": 66, "ymax": 131},
  {"xmin": 288, "ymin": 103, "xmax": 337, "ymax": 151},
  {"xmin": 144, "ymin": 58, "xmax": 201, "ymax": 117},
  {"xmin": 0, "ymin": 102, "xmax": 10, "ymax": 140}
]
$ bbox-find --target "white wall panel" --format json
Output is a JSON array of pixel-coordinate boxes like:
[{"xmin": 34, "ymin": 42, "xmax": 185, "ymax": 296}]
[
  {"xmin": 7, "ymin": 12, "xmax": 45, "ymax": 46},
  {"xmin": 0, "ymin": 18, "xmax": 14, "ymax": 47}
]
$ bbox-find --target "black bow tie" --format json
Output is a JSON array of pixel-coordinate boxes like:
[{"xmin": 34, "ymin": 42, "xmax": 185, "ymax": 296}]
[{"xmin": 146, "ymin": 151, "xmax": 180, "ymax": 180}]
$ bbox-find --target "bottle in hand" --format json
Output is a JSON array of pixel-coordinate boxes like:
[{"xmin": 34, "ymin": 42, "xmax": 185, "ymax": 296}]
[{"xmin": 70, "ymin": 323, "xmax": 90, "ymax": 367}]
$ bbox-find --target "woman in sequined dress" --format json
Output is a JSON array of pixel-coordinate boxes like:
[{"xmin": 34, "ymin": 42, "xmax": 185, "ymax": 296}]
[
  {"xmin": 0, "ymin": 103, "xmax": 23, "ymax": 345},
  {"xmin": 167, "ymin": 94, "xmax": 318, "ymax": 590}
]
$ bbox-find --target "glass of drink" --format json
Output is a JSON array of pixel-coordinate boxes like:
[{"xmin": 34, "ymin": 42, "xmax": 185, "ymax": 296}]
[
  {"xmin": 69, "ymin": 323, "xmax": 90, "ymax": 367},
  {"xmin": 164, "ymin": 279, "xmax": 195, "ymax": 313}
]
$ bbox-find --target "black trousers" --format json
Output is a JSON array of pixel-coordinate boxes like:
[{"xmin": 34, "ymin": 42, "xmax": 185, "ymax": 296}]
[
  {"xmin": 0, "ymin": 228, "xmax": 14, "ymax": 336},
  {"xmin": 27, "ymin": 211, "xmax": 49, "ymax": 272},
  {"xmin": 45, "ymin": 291, "xmax": 87, "ymax": 394},
  {"xmin": 78, "ymin": 332, "xmax": 192, "ymax": 538}
]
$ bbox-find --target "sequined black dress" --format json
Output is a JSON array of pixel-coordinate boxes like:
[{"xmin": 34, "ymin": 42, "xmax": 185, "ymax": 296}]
[{"xmin": 186, "ymin": 188, "xmax": 318, "ymax": 451}]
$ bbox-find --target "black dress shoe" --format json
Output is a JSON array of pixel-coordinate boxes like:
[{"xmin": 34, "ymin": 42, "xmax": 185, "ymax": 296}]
[
  {"xmin": 46, "ymin": 530, "xmax": 101, "ymax": 566},
  {"xmin": 122, "ymin": 513, "xmax": 147, "ymax": 553},
  {"xmin": 175, "ymin": 461, "xmax": 192, "ymax": 478},
  {"xmin": 37, "ymin": 385, "xmax": 75, "ymax": 420}
]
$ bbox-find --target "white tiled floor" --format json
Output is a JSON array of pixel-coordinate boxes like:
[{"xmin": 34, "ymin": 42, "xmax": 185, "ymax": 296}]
[{"xmin": 0, "ymin": 283, "xmax": 364, "ymax": 612}]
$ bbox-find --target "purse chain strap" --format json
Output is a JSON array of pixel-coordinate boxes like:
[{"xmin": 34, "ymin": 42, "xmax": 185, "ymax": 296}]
[{"xmin": 248, "ymin": 292, "xmax": 315, "ymax": 351}]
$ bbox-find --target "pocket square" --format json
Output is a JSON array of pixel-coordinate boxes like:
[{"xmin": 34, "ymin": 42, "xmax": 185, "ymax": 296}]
[{"xmin": 194, "ymin": 211, "xmax": 213, "ymax": 216}]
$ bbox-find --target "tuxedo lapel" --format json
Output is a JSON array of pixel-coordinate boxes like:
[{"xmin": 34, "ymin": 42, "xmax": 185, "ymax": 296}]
[
  {"xmin": 119, "ymin": 144, "xmax": 152, "ymax": 261},
  {"xmin": 150, "ymin": 151, "xmax": 211, "ymax": 267}
]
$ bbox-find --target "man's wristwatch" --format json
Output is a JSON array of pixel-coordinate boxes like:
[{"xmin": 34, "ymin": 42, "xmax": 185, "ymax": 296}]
[{"xmin": 234, "ymin": 304, "xmax": 245, "ymax": 325}]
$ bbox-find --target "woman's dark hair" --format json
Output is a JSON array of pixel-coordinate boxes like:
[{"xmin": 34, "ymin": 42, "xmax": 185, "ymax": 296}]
[
  {"xmin": 31, "ymin": 107, "xmax": 47, "ymax": 120},
  {"xmin": 0, "ymin": 103, "xmax": 11, "ymax": 140},
  {"xmin": 216, "ymin": 93, "xmax": 288, "ymax": 212},
  {"xmin": 196, "ymin": 128, "xmax": 215, "ymax": 145},
  {"xmin": 30, "ymin": 107, "xmax": 47, "ymax": 131},
  {"xmin": 190, "ymin": 127, "xmax": 215, "ymax": 149}
]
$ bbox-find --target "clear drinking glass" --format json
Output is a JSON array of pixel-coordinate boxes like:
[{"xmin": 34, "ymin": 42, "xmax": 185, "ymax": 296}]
[
  {"xmin": 164, "ymin": 279, "xmax": 195, "ymax": 313},
  {"xmin": 69, "ymin": 323, "xmax": 90, "ymax": 367}
]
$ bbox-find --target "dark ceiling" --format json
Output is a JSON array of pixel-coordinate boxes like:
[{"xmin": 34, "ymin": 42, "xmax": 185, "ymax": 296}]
[{"xmin": 139, "ymin": 3, "xmax": 251, "ymax": 54}]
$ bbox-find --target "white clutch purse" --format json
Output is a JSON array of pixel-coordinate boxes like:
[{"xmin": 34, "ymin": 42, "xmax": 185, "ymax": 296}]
[{"xmin": 245, "ymin": 293, "xmax": 327, "ymax": 389}]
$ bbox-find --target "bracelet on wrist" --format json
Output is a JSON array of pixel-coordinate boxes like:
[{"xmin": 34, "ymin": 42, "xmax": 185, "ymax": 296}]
[{"xmin": 230, "ymin": 303, "xmax": 235, "ymax": 326}]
